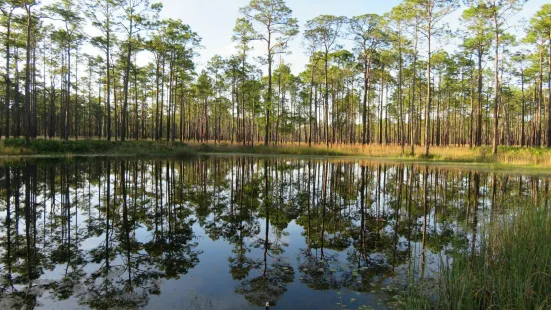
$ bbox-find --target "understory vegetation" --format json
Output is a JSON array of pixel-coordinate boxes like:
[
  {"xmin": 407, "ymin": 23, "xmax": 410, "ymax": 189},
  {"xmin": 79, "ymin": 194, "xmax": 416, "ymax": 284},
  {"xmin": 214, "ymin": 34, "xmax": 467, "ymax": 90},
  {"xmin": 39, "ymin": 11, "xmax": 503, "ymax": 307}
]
[{"xmin": 1, "ymin": 138, "xmax": 195, "ymax": 157}]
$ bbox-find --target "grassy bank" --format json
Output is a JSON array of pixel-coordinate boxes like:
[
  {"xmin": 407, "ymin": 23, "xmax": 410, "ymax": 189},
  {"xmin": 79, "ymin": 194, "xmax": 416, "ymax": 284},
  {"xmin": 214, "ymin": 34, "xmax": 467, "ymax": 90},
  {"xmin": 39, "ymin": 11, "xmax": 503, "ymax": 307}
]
[
  {"xmin": 192, "ymin": 142, "xmax": 551, "ymax": 168},
  {"xmin": 405, "ymin": 205, "xmax": 551, "ymax": 309},
  {"xmin": 3, "ymin": 139, "xmax": 551, "ymax": 169},
  {"xmin": 1, "ymin": 138, "xmax": 195, "ymax": 157}
]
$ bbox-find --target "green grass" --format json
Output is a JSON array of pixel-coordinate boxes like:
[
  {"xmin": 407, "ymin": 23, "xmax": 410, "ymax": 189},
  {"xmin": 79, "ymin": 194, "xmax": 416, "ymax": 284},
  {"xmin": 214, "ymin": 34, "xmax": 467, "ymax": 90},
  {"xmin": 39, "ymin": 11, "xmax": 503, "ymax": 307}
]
[
  {"xmin": 1, "ymin": 138, "xmax": 195, "ymax": 157},
  {"xmin": 405, "ymin": 205, "xmax": 551, "ymax": 309}
]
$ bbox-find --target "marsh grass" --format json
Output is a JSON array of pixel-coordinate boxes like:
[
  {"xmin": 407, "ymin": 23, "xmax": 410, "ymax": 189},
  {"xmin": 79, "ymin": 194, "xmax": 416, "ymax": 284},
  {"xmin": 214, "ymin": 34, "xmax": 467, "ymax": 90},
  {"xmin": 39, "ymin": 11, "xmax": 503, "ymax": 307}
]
[
  {"xmin": 0, "ymin": 142, "xmax": 33, "ymax": 155},
  {"xmin": 189, "ymin": 142, "xmax": 551, "ymax": 168},
  {"xmin": 405, "ymin": 205, "xmax": 551, "ymax": 309}
]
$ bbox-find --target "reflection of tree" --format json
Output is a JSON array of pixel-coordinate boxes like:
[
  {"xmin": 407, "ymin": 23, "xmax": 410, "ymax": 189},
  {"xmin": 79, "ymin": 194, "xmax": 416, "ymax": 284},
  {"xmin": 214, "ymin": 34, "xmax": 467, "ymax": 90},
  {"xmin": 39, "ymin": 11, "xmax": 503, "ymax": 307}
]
[
  {"xmin": 226, "ymin": 158, "xmax": 262, "ymax": 280},
  {"xmin": 187, "ymin": 159, "xmax": 214, "ymax": 225},
  {"xmin": 296, "ymin": 161, "xmax": 358, "ymax": 291},
  {"xmin": 0, "ymin": 157, "xmax": 546, "ymax": 309},
  {"xmin": 80, "ymin": 161, "xmax": 151, "ymax": 309},
  {"xmin": 297, "ymin": 249, "xmax": 347, "ymax": 291},
  {"xmin": 235, "ymin": 159, "xmax": 294, "ymax": 306},
  {"xmin": 236, "ymin": 260, "xmax": 294, "ymax": 306},
  {"xmin": 48, "ymin": 164, "xmax": 89, "ymax": 301},
  {"xmin": 80, "ymin": 161, "xmax": 201, "ymax": 309},
  {"xmin": 145, "ymin": 162, "xmax": 201, "ymax": 280}
]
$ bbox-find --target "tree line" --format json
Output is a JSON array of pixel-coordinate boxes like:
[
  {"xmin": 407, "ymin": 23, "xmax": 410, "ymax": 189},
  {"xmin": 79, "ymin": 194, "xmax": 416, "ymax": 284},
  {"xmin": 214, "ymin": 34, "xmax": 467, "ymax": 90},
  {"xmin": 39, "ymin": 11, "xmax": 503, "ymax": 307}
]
[{"xmin": 0, "ymin": 0, "xmax": 550, "ymax": 156}]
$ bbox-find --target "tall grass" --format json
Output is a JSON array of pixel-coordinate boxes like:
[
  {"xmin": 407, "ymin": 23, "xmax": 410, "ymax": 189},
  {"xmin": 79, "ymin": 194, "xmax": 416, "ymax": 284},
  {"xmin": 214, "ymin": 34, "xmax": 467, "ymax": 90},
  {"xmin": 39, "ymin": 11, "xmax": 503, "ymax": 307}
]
[
  {"xmin": 191, "ymin": 142, "xmax": 551, "ymax": 168},
  {"xmin": 406, "ymin": 205, "xmax": 551, "ymax": 309}
]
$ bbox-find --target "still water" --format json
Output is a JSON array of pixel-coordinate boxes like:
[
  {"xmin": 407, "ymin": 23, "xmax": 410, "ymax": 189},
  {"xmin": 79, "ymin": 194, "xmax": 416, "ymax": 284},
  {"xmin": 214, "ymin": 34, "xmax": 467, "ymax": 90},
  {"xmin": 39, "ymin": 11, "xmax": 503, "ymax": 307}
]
[{"xmin": 0, "ymin": 155, "xmax": 546, "ymax": 309}]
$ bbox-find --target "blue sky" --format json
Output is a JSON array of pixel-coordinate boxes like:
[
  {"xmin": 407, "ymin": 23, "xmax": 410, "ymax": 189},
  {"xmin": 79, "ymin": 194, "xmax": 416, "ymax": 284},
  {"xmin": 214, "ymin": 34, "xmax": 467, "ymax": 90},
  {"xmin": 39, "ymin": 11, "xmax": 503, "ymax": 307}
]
[
  {"xmin": 156, "ymin": 0, "xmax": 546, "ymax": 74},
  {"xmin": 156, "ymin": 0, "xmax": 548, "ymax": 74},
  {"xmin": 159, "ymin": 0, "xmax": 401, "ymax": 72}
]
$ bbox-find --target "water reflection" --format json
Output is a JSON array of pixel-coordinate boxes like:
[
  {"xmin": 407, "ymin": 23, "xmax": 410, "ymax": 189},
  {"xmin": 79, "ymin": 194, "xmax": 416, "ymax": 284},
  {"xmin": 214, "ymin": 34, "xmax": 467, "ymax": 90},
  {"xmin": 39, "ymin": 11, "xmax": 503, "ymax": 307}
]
[{"xmin": 0, "ymin": 157, "xmax": 546, "ymax": 309}]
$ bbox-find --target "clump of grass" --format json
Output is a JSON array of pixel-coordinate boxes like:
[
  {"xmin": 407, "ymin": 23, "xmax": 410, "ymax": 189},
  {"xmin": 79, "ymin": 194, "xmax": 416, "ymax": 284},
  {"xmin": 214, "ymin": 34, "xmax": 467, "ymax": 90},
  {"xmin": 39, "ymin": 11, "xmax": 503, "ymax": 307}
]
[
  {"xmin": 405, "ymin": 205, "xmax": 551, "ymax": 309},
  {"xmin": 0, "ymin": 141, "xmax": 32, "ymax": 155}
]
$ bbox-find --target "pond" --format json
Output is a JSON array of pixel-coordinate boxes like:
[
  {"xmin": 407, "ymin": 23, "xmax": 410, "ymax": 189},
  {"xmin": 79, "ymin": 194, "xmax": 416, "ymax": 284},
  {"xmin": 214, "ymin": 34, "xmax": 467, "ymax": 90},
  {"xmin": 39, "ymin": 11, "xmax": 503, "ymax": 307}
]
[{"xmin": 0, "ymin": 155, "xmax": 547, "ymax": 309}]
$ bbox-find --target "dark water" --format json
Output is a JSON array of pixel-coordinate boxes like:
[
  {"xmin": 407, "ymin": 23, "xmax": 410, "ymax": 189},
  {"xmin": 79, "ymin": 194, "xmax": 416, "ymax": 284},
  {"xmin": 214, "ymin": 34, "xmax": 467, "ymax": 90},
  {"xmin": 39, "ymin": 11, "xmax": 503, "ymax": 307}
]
[{"xmin": 0, "ymin": 155, "xmax": 546, "ymax": 309}]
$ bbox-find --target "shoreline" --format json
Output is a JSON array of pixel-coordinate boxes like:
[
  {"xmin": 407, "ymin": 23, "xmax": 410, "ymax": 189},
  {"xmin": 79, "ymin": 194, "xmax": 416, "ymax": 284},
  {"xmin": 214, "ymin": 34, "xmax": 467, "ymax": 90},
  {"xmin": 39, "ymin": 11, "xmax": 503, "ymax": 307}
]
[{"xmin": 2, "ymin": 138, "xmax": 551, "ymax": 173}]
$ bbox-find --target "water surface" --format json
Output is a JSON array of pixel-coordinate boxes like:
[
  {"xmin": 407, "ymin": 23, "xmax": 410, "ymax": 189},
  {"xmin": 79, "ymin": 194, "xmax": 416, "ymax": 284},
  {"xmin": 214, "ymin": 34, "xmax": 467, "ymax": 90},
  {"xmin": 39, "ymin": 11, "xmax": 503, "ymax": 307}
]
[{"xmin": 0, "ymin": 156, "xmax": 546, "ymax": 309}]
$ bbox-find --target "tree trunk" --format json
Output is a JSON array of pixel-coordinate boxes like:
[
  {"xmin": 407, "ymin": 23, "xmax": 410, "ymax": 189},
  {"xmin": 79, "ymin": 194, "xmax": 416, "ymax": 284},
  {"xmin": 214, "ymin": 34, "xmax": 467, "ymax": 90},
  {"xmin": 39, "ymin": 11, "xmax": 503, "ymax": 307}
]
[
  {"xmin": 121, "ymin": 17, "xmax": 133, "ymax": 142},
  {"xmin": 265, "ymin": 35, "xmax": 272, "ymax": 146},
  {"xmin": 24, "ymin": 5, "xmax": 32, "ymax": 145},
  {"xmin": 547, "ymin": 31, "xmax": 551, "ymax": 147},
  {"xmin": 4, "ymin": 10, "xmax": 12, "ymax": 139},
  {"xmin": 424, "ymin": 19, "xmax": 431, "ymax": 157},
  {"xmin": 492, "ymin": 12, "xmax": 499, "ymax": 154}
]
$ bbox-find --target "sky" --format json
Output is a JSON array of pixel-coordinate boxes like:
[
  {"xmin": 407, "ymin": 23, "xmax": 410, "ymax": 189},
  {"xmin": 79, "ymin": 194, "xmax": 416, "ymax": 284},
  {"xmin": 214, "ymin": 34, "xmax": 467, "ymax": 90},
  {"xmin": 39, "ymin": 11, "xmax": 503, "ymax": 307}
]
[
  {"xmin": 156, "ymin": 0, "xmax": 548, "ymax": 75},
  {"xmin": 159, "ymin": 0, "xmax": 401, "ymax": 73},
  {"xmin": 37, "ymin": 0, "xmax": 550, "ymax": 76}
]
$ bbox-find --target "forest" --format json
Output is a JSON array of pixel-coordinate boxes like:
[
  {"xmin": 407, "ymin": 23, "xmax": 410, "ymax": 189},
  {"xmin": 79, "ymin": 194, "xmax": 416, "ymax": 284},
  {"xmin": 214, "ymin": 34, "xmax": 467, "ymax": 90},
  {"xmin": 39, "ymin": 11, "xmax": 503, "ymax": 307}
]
[{"xmin": 0, "ymin": 0, "xmax": 550, "ymax": 157}]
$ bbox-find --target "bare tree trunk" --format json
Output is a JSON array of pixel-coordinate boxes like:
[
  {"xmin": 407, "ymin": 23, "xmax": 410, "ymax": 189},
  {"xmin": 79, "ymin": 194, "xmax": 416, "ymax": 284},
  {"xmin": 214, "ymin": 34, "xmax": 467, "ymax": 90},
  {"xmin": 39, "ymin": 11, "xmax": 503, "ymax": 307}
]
[{"xmin": 492, "ymin": 12, "xmax": 499, "ymax": 154}]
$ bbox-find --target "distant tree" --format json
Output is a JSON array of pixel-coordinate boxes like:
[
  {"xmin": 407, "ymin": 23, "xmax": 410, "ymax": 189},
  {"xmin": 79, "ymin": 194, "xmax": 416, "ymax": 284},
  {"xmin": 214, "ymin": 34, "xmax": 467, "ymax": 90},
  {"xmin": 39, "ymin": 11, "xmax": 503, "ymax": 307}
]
[
  {"xmin": 46, "ymin": 0, "xmax": 84, "ymax": 140},
  {"xmin": 461, "ymin": 3, "xmax": 493, "ymax": 147},
  {"xmin": 348, "ymin": 14, "xmax": 386, "ymax": 145},
  {"xmin": 305, "ymin": 15, "xmax": 345, "ymax": 147},
  {"xmin": 239, "ymin": 0, "xmax": 298, "ymax": 146},
  {"xmin": 119, "ymin": 0, "xmax": 161, "ymax": 142},
  {"xmin": 1, "ymin": 0, "xmax": 19, "ymax": 139},
  {"xmin": 86, "ymin": 0, "xmax": 122, "ymax": 141},
  {"xmin": 405, "ymin": 0, "xmax": 457, "ymax": 157},
  {"xmin": 527, "ymin": 4, "xmax": 551, "ymax": 147}
]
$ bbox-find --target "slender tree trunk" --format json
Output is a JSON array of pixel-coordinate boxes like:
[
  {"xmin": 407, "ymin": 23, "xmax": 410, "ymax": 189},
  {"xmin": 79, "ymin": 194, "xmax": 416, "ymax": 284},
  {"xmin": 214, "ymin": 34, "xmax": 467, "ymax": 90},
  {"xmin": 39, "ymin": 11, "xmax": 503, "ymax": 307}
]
[
  {"xmin": 4, "ymin": 9, "xmax": 13, "ymax": 139},
  {"xmin": 15, "ymin": 48, "xmax": 20, "ymax": 138},
  {"xmin": 521, "ymin": 69, "xmax": 525, "ymax": 147},
  {"xmin": 410, "ymin": 25, "xmax": 418, "ymax": 155},
  {"xmin": 106, "ymin": 19, "xmax": 112, "ymax": 141},
  {"xmin": 24, "ymin": 5, "xmax": 33, "ymax": 145},
  {"xmin": 398, "ymin": 35, "xmax": 405, "ymax": 153},
  {"xmin": 547, "ymin": 31, "xmax": 551, "ymax": 147},
  {"xmin": 492, "ymin": 12, "xmax": 499, "ymax": 154},
  {"xmin": 476, "ymin": 51, "xmax": 483, "ymax": 146},
  {"xmin": 64, "ymin": 41, "xmax": 71, "ymax": 140},
  {"xmin": 309, "ymin": 56, "xmax": 316, "ymax": 147},
  {"xmin": 324, "ymin": 51, "xmax": 329, "ymax": 148},
  {"xmin": 265, "ymin": 36, "xmax": 272, "ymax": 146},
  {"xmin": 362, "ymin": 57, "xmax": 372, "ymax": 145},
  {"xmin": 424, "ymin": 19, "xmax": 431, "ymax": 157},
  {"xmin": 121, "ymin": 17, "xmax": 133, "ymax": 142},
  {"xmin": 469, "ymin": 64, "xmax": 475, "ymax": 148}
]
